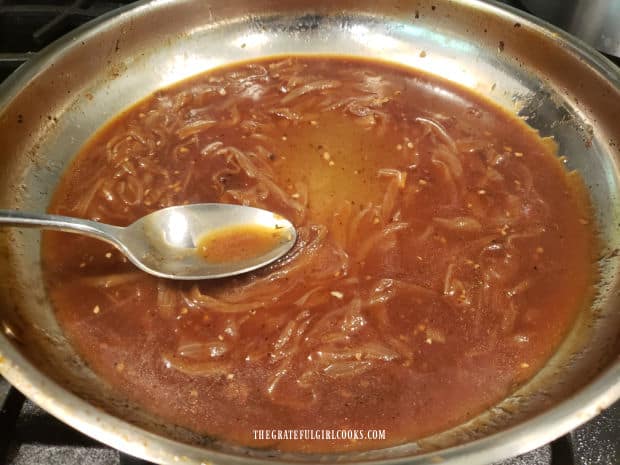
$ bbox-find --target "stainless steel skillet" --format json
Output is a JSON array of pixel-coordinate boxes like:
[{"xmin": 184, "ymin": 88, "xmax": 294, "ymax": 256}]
[{"xmin": 0, "ymin": 1, "xmax": 618, "ymax": 464}]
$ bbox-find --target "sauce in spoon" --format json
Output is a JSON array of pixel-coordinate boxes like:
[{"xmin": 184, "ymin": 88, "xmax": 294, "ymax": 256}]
[{"xmin": 197, "ymin": 224, "xmax": 293, "ymax": 264}]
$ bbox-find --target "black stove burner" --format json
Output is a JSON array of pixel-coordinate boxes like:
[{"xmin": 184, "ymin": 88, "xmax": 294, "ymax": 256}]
[
  {"xmin": 0, "ymin": 0, "xmax": 136, "ymax": 82},
  {"xmin": 0, "ymin": 1, "xmax": 618, "ymax": 464}
]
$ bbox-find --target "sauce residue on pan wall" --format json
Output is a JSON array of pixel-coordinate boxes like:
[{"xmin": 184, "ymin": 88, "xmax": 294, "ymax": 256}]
[{"xmin": 42, "ymin": 56, "xmax": 596, "ymax": 452}]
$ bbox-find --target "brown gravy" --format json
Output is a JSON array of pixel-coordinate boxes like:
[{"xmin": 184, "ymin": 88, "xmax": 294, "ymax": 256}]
[
  {"xmin": 42, "ymin": 56, "xmax": 596, "ymax": 452},
  {"xmin": 197, "ymin": 224, "xmax": 289, "ymax": 264}
]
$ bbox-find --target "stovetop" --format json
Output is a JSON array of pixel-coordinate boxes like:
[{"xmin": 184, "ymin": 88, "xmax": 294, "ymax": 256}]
[{"xmin": 0, "ymin": 1, "xmax": 618, "ymax": 464}]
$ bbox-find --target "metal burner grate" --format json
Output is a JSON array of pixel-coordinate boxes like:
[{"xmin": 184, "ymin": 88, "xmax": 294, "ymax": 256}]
[{"xmin": 0, "ymin": 0, "xmax": 136, "ymax": 82}]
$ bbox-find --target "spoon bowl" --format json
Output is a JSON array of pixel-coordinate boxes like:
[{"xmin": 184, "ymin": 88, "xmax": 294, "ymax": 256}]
[{"xmin": 0, "ymin": 204, "xmax": 297, "ymax": 280}]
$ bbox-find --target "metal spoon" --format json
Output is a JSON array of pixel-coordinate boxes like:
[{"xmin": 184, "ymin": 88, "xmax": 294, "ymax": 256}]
[{"xmin": 0, "ymin": 204, "xmax": 297, "ymax": 280}]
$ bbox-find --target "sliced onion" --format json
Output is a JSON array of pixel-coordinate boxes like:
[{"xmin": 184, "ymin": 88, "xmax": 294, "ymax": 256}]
[
  {"xmin": 323, "ymin": 361, "xmax": 373, "ymax": 378},
  {"xmin": 356, "ymin": 222, "xmax": 409, "ymax": 263},
  {"xmin": 433, "ymin": 216, "xmax": 482, "ymax": 233},
  {"xmin": 269, "ymin": 107, "xmax": 302, "ymax": 120},
  {"xmin": 175, "ymin": 120, "xmax": 217, "ymax": 139},
  {"xmin": 281, "ymin": 80, "xmax": 342, "ymax": 104},
  {"xmin": 415, "ymin": 116, "xmax": 457, "ymax": 153},
  {"xmin": 177, "ymin": 341, "xmax": 228, "ymax": 359},
  {"xmin": 77, "ymin": 272, "xmax": 143, "ymax": 289},
  {"xmin": 163, "ymin": 354, "xmax": 231, "ymax": 377},
  {"xmin": 182, "ymin": 285, "xmax": 265, "ymax": 313}
]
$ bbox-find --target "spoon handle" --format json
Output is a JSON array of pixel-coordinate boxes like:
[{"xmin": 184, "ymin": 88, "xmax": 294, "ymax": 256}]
[{"xmin": 0, "ymin": 209, "xmax": 123, "ymax": 246}]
